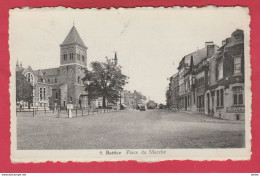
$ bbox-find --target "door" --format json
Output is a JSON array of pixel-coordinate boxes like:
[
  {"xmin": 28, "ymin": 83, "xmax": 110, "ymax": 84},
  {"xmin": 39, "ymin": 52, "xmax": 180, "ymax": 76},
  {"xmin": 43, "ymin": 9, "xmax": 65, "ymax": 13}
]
[
  {"xmin": 207, "ymin": 93, "xmax": 210, "ymax": 115},
  {"xmin": 185, "ymin": 97, "xmax": 187, "ymax": 111}
]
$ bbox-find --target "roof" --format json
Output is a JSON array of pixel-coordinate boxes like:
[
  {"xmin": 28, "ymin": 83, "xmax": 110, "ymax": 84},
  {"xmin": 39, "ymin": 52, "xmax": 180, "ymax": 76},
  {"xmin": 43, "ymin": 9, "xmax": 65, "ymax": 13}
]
[
  {"xmin": 52, "ymin": 83, "xmax": 66, "ymax": 89},
  {"xmin": 60, "ymin": 26, "xmax": 87, "ymax": 48},
  {"xmin": 37, "ymin": 67, "xmax": 60, "ymax": 76}
]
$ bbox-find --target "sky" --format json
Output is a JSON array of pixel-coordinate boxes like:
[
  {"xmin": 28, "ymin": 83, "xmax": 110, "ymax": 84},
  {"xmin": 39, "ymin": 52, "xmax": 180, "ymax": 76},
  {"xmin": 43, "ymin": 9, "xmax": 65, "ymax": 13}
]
[{"xmin": 9, "ymin": 7, "xmax": 250, "ymax": 104}]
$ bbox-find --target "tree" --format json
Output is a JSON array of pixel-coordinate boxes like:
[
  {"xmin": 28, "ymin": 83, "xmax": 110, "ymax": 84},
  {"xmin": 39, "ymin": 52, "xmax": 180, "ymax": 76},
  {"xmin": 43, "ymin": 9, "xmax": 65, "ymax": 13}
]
[
  {"xmin": 16, "ymin": 71, "xmax": 33, "ymax": 107},
  {"xmin": 82, "ymin": 58, "xmax": 128, "ymax": 108}
]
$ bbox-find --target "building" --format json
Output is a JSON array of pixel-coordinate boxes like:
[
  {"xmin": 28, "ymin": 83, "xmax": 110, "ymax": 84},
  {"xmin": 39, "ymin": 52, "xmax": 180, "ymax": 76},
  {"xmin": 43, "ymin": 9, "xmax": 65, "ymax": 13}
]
[
  {"xmin": 18, "ymin": 25, "xmax": 88, "ymax": 109},
  {"xmin": 133, "ymin": 90, "xmax": 147, "ymax": 109},
  {"xmin": 167, "ymin": 29, "xmax": 245, "ymax": 120},
  {"xmin": 120, "ymin": 90, "xmax": 135, "ymax": 109},
  {"xmin": 206, "ymin": 29, "xmax": 245, "ymax": 120},
  {"xmin": 16, "ymin": 64, "xmax": 53, "ymax": 108},
  {"xmin": 146, "ymin": 100, "xmax": 158, "ymax": 109},
  {"xmin": 176, "ymin": 41, "xmax": 219, "ymax": 112}
]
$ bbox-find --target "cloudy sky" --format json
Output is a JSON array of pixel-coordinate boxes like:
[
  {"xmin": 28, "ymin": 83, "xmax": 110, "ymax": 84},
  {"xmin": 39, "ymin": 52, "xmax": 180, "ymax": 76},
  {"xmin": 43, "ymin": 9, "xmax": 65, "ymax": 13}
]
[{"xmin": 9, "ymin": 7, "xmax": 250, "ymax": 104}]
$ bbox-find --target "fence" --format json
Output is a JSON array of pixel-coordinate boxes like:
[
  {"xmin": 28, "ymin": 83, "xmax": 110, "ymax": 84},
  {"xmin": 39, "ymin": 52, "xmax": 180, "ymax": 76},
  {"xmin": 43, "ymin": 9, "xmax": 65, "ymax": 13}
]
[{"xmin": 16, "ymin": 106, "xmax": 119, "ymax": 118}]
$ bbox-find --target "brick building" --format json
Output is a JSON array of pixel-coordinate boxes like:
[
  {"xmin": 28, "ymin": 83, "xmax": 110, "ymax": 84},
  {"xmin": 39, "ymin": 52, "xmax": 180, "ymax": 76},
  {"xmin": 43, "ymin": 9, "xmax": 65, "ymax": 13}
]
[{"xmin": 206, "ymin": 29, "xmax": 245, "ymax": 120}]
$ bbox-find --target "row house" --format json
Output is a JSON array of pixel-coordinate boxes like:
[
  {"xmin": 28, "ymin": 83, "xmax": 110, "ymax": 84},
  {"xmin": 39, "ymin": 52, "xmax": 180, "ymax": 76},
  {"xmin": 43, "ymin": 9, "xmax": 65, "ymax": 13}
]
[
  {"xmin": 168, "ymin": 73, "xmax": 179, "ymax": 109},
  {"xmin": 176, "ymin": 41, "xmax": 219, "ymax": 111},
  {"xmin": 168, "ymin": 29, "xmax": 244, "ymax": 120},
  {"xmin": 205, "ymin": 29, "xmax": 245, "ymax": 120}
]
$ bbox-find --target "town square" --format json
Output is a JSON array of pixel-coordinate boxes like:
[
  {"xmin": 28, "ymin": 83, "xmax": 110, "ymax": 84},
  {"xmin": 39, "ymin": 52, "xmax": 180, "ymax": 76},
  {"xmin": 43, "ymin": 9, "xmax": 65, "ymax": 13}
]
[{"xmin": 10, "ymin": 7, "xmax": 249, "ymax": 154}]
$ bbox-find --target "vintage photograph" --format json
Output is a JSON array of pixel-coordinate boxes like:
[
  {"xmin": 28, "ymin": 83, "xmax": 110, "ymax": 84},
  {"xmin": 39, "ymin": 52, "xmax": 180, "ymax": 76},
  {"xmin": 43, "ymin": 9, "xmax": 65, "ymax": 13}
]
[{"xmin": 9, "ymin": 7, "xmax": 251, "ymax": 162}]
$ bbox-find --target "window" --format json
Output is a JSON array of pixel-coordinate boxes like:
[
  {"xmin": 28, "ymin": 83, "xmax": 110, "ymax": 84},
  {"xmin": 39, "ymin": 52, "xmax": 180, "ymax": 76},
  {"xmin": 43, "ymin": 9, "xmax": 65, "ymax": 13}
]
[
  {"xmin": 216, "ymin": 89, "xmax": 224, "ymax": 107},
  {"xmin": 55, "ymin": 91, "xmax": 59, "ymax": 99},
  {"xmin": 47, "ymin": 79, "xmax": 50, "ymax": 83},
  {"xmin": 63, "ymin": 54, "xmax": 67, "ymax": 61},
  {"xmin": 233, "ymin": 86, "xmax": 243, "ymax": 105},
  {"xmin": 77, "ymin": 54, "xmax": 80, "ymax": 60},
  {"xmin": 234, "ymin": 56, "xmax": 241, "ymax": 75},
  {"xmin": 43, "ymin": 88, "xmax": 46, "ymax": 99},
  {"xmin": 70, "ymin": 97, "xmax": 72, "ymax": 102},
  {"xmin": 25, "ymin": 72, "xmax": 34, "ymax": 85},
  {"xmin": 70, "ymin": 53, "xmax": 74, "ymax": 60},
  {"xmin": 217, "ymin": 60, "xmax": 223, "ymax": 80},
  {"xmin": 82, "ymin": 56, "xmax": 85, "ymax": 62},
  {"xmin": 55, "ymin": 78, "xmax": 57, "ymax": 83},
  {"xmin": 39, "ymin": 88, "xmax": 43, "ymax": 101},
  {"xmin": 216, "ymin": 90, "xmax": 219, "ymax": 107},
  {"xmin": 220, "ymin": 89, "xmax": 224, "ymax": 106},
  {"xmin": 78, "ymin": 76, "xmax": 81, "ymax": 84}
]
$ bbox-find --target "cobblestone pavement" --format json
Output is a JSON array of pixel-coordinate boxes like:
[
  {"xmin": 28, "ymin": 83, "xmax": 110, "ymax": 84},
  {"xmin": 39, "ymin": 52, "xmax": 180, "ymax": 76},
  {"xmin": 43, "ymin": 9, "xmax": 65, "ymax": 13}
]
[{"xmin": 17, "ymin": 109, "xmax": 245, "ymax": 149}]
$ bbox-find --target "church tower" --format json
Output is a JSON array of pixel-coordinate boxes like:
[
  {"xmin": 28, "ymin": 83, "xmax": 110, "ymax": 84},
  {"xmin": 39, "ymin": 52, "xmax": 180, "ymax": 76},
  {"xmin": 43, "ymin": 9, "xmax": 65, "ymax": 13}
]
[
  {"xmin": 60, "ymin": 25, "xmax": 87, "ymax": 67},
  {"xmin": 58, "ymin": 25, "xmax": 88, "ymax": 107}
]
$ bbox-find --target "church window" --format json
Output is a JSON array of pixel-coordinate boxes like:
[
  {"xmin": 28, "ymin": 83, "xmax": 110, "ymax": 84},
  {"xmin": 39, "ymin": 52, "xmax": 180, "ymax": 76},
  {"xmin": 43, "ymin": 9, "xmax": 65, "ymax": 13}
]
[
  {"xmin": 70, "ymin": 53, "xmax": 74, "ymax": 60},
  {"xmin": 82, "ymin": 56, "xmax": 85, "ymax": 62},
  {"xmin": 39, "ymin": 88, "xmax": 43, "ymax": 101},
  {"xmin": 25, "ymin": 72, "xmax": 34, "ymax": 85},
  {"xmin": 63, "ymin": 54, "xmax": 67, "ymax": 61},
  {"xmin": 55, "ymin": 91, "xmax": 59, "ymax": 100},
  {"xmin": 43, "ymin": 88, "xmax": 46, "ymax": 99}
]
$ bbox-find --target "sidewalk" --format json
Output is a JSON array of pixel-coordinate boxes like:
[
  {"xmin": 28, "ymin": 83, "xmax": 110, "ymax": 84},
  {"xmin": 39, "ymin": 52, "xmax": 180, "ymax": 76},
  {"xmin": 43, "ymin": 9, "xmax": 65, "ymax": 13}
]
[{"xmin": 167, "ymin": 109, "xmax": 245, "ymax": 124}]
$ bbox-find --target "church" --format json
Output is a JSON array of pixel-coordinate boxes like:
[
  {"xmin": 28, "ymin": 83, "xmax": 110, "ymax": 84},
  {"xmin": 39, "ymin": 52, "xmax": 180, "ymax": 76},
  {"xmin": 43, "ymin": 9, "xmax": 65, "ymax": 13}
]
[{"xmin": 16, "ymin": 25, "xmax": 89, "ymax": 109}]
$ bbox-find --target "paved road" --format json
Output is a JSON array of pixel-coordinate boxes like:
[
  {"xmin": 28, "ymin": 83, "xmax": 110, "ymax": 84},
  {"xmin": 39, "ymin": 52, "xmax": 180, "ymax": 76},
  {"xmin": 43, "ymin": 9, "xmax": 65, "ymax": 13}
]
[{"xmin": 17, "ymin": 109, "xmax": 245, "ymax": 149}]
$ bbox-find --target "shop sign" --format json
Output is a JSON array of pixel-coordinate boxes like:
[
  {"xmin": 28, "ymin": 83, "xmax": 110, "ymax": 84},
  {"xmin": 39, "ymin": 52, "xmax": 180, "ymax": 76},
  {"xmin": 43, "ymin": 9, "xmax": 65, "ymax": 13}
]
[{"xmin": 226, "ymin": 106, "xmax": 245, "ymax": 113}]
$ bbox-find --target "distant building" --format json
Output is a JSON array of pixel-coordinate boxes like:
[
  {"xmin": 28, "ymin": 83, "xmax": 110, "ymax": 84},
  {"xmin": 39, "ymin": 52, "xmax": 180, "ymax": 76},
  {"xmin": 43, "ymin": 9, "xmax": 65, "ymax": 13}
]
[
  {"xmin": 146, "ymin": 100, "xmax": 158, "ymax": 109},
  {"xmin": 169, "ymin": 73, "xmax": 179, "ymax": 109},
  {"xmin": 120, "ymin": 90, "xmax": 135, "ymax": 109}
]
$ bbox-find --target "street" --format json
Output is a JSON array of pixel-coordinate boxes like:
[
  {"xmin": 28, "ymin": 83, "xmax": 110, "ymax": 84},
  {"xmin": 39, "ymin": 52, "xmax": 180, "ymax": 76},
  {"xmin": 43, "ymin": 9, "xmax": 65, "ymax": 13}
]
[{"xmin": 17, "ymin": 109, "xmax": 245, "ymax": 150}]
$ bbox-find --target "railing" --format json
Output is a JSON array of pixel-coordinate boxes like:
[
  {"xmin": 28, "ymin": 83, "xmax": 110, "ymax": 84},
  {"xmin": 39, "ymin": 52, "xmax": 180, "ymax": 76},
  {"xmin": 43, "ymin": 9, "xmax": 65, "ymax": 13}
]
[{"xmin": 16, "ymin": 106, "xmax": 120, "ymax": 118}]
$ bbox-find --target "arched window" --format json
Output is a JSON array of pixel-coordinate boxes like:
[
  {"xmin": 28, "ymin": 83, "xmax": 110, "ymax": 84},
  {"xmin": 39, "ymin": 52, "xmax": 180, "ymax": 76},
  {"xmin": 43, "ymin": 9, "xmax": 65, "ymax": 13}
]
[
  {"xmin": 25, "ymin": 72, "xmax": 34, "ymax": 85},
  {"xmin": 70, "ymin": 53, "xmax": 74, "ymax": 60},
  {"xmin": 55, "ymin": 91, "xmax": 59, "ymax": 99}
]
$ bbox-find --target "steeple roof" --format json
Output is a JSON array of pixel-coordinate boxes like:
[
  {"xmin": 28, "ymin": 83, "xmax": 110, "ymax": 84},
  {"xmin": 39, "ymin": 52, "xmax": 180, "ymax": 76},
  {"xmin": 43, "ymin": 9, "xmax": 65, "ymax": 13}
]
[{"xmin": 60, "ymin": 26, "xmax": 87, "ymax": 48}]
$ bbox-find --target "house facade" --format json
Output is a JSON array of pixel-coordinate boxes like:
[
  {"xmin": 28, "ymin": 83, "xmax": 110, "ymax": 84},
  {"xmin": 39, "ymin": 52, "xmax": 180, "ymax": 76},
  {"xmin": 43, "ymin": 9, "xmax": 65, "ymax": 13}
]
[
  {"xmin": 205, "ymin": 29, "xmax": 245, "ymax": 120},
  {"xmin": 168, "ymin": 29, "xmax": 244, "ymax": 120}
]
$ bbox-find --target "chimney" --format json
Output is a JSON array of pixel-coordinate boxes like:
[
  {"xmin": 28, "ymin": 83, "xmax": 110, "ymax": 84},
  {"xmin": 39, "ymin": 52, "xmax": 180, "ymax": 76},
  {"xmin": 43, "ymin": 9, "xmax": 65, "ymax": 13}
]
[{"xmin": 205, "ymin": 41, "xmax": 214, "ymax": 48}]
